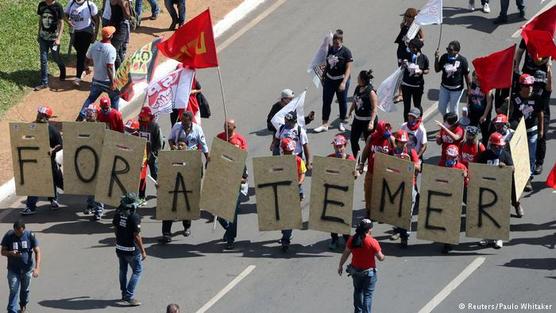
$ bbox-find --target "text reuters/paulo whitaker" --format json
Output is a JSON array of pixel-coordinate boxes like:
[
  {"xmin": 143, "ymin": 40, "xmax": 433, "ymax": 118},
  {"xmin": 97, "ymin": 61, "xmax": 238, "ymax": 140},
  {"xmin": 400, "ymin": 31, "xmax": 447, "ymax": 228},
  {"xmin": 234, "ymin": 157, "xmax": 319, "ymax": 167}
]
[{"xmin": 466, "ymin": 302, "xmax": 553, "ymax": 310}]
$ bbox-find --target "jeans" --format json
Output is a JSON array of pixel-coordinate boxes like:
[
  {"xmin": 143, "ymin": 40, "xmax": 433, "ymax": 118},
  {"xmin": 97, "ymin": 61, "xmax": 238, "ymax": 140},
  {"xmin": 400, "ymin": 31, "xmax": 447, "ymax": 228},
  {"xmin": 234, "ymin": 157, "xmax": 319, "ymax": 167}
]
[
  {"xmin": 322, "ymin": 77, "xmax": 350, "ymax": 121},
  {"xmin": 352, "ymin": 269, "xmax": 377, "ymax": 313},
  {"xmin": 80, "ymin": 80, "xmax": 120, "ymax": 118},
  {"xmin": 499, "ymin": 0, "xmax": 525, "ymax": 18},
  {"xmin": 135, "ymin": 0, "xmax": 160, "ymax": 18},
  {"xmin": 165, "ymin": 0, "xmax": 186, "ymax": 25},
  {"xmin": 438, "ymin": 85, "xmax": 464, "ymax": 116},
  {"xmin": 162, "ymin": 220, "xmax": 191, "ymax": 236},
  {"xmin": 38, "ymin": 37, "xmax": 66, "ymax": 85},
  {"xmin": 86, "ymin": 195, "xmax": 104, "ymax": 214},
  {"xmin": 281, "ymin": 229, "xmax": 293, "ymax": 245},
  {"xmin": 111, "ymin": 20, "xmax": 129, "ymax": 69},
  {"xmin": 527, "ymin": 131, "xmax": 537, "ymax": 177},
  {"xmin": 73, "ymin": 30, "xmax": 93, "ymax": 79},
  {"xmin": 217, "ymin": 194, "xmax": 240, "ymax": 244},
  {"xmin": 351, "ymin": 117, "xmax": 375, "ymax": 159},
  {"xmin": 26, "ymin": 191, "xmax": 58, "ymax": 211},
  {"xmin": 7, "ymin": 270, "xmax": 32, "ymax": 313},
  {"xmin": 118, "ymin": 252, "xmax": 143, "ymax": 300},
  {"xmin": 401, "ymin": 84, "xmax": 424, "ymax": 122}
]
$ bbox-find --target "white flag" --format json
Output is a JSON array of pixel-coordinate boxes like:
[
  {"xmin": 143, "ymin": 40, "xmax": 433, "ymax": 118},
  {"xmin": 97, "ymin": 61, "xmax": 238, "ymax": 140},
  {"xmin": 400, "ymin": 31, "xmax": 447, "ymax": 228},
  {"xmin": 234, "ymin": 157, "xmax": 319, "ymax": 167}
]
[
  {"xmin": 405, "ymin": 22, "xmax": 421, "ymax": 42},
  {"xmin": 415, "ymin": 0, "xmax": 443, "ymax": 25},
  {"xmin": 145, "ymin": 67, "xmax": 195, "ymax": 116},
  {"xmin": 271, "ymin": 90, "xmax": 307, "ymax": 131},
  {"xmin": 307, "ymin": 32, "xmax": 333, "ymax": 88},
  {"xmin": 377, "ymin": 68, "xmax": 404, "ymax": 113}
]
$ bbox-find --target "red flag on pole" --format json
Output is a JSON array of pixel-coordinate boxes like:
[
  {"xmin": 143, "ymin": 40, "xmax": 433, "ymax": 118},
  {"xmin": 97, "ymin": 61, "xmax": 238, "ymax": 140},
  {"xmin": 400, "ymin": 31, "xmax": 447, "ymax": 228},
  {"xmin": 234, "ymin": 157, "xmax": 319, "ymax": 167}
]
[
  {"xmin": 472, "ymin": 45, "xmax": 516, "ymax": 94},
  {"xmin": 522, "ymin": 29, "xmax": 556, "ymax": 59},
  {"xmin": 158, "ymin": 9, "xmax": 218, "ymax": 68},
  {"xmin": 522, "ymin": 4, "xmax": 556, "ymax": 35},
  {"xmin": 546, "ymin": 162, "xmax": 556, "ymax": 189}
]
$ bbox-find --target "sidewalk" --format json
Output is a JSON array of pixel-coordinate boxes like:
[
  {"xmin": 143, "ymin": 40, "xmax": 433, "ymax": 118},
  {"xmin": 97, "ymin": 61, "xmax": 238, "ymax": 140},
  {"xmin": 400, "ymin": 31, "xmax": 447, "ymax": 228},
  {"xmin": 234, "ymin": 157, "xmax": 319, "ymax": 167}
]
[{"xmin": 0, "ymin": 0, "xmax": 243, "ymax": 186}]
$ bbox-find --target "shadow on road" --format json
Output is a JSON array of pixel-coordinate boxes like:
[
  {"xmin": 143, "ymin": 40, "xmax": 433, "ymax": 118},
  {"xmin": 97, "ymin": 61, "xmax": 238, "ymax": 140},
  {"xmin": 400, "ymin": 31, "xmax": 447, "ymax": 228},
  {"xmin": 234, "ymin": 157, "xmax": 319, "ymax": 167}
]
[
  {"xmin": 502, "ymin": 258, "xmax": 556, "ymax": 271},
  {"xmin": 39, "ymin": 296, "xmax": 127, "ymax": 310}
]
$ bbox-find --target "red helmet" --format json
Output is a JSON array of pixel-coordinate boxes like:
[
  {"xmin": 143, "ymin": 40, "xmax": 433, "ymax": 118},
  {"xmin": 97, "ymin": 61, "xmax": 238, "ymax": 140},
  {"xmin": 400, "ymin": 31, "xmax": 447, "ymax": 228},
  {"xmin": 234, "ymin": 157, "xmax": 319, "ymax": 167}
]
[
  {"xmin": 489, "ymin": 132, "xmax": 506, "ymax": 146},
  {"xmin": 446, "ymin": 144, "xmax": 459, "ymax": 157},
  {"xmin": 493, "ymin": 114, "xmax": 508, "ymax": 124},
  {"xmin": 139, "ymin": 106, "xmax": 154, "ymax": 121},
  {"xmin": 394, "ymin": 130, "xmax": 409, "ymax": 143},
  {"xmin": 519, "ymin": 73, "xmax": 535, "ymax": 86},
  {"xmin": 125, "ymin": 119, "xmax": 139, "ymax": 131},
  {"xmin": 331, "ymin": 134, "xmax": 347, "ymax": 146},
  {"xmin": 37, "ymin": 105, "xmax": 53, "ymax": 118},
  {"xmin": 280, "ymin": 138, "xmax": 296, "ymax": 152},
  {"xmin": 99, "ymin": 96, "xmax": 111, "ymax": 109}
]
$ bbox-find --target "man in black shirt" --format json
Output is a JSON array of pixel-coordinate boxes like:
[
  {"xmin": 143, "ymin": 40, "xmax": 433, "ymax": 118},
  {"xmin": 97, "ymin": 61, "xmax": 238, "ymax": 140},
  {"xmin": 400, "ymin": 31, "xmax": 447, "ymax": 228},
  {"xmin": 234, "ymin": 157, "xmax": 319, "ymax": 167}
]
[
  {"xmin": 266, "ymin": 89, "xmax": 314, "ymax": 133},
  {"xmin": 138, "ymin": 106, "xmax": 162, "ymax": 202},
  {"xmin": 112, "ymin": 193, "xmax": 146, "ymax": 306},
  {"xmin": 35, "ymin": 0, "xmax": 66, "ymax": 91},
  {"xmin": 21, "ymin": 106, "xmax": 63, "ymax": 216}
]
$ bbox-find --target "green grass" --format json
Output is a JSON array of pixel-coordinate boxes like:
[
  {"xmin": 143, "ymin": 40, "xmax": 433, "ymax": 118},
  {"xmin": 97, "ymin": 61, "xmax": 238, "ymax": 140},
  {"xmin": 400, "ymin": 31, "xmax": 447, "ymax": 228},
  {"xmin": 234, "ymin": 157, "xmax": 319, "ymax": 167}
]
[{"xmin": 0, "ymin": 0, "xmax": 104, "ymax": 117}]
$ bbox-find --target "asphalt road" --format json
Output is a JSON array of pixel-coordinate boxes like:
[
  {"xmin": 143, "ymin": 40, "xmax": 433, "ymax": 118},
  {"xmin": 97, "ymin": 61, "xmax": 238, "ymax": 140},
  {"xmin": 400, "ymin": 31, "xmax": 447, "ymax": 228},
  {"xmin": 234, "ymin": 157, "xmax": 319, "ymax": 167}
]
[{"xmin": 1, "ymin": 0, "xmax": 555, "ymax": 312}]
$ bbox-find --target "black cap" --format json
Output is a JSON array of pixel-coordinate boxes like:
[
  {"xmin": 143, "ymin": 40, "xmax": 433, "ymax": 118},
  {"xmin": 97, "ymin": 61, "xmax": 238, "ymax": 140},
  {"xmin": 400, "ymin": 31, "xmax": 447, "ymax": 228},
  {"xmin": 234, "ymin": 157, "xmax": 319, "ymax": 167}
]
[{"xmin": 13, "ymin": 220, "xmax": 25, "ymax": 229}]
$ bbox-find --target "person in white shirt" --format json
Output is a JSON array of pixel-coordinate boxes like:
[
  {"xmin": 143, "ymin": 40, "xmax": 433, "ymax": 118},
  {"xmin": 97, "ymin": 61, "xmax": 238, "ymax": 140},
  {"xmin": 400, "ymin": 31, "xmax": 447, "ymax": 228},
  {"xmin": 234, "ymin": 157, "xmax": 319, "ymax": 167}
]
[{"xmin": 400, "ymin": 108, "xmax": 427, "ymax": 159}]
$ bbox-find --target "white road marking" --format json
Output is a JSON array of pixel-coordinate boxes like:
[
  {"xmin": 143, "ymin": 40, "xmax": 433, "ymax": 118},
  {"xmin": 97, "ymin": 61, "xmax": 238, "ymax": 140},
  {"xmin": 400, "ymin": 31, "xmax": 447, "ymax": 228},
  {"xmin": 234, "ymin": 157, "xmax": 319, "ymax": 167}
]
[
  {"xmin": 422, "ymin": 101, "xmax": 439, "ymax": 121},
  {"xmin": 417, "ymin": 257, "xmax": 486, "ymax": 313},
  {"xmin": 511, "ymin": 0, "xmax": 556, "ymax": 38},
  {"xmin": 195, "ymin": 265, "xmax": 256, "ymax": 313}
]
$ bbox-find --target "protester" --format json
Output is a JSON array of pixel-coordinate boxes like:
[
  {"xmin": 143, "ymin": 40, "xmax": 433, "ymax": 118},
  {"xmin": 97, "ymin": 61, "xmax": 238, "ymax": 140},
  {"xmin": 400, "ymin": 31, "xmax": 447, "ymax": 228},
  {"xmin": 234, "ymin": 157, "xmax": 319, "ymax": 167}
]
[
  {"xmin": 338, "ymin": 219, "xmax": 385, "ymax": 313},
  {"xmin": 166, "ymin": 303, "xmax": 180, "ymax": 313},
  {"xmin": 400, "ymin": 38, "xmax": 429, "ymax": 121},
  {"xmin": 266, "ymin": 89, "xmax": 315, "ymax": 134},
  {"xmin": 459, "ymin": 126, "xmax": 485, "ymax": 168},
  {"xmin": 108, "ymin": 0, "xmax": 131, "ymax": 69},
  {"xmin": 279, "ymin": 138, "xmax": 306, "ymax": 252},
  {"xmin": 468, "ymin": 0, "xmax": 490, "ymax": 13},
  {"xmin": 113, "ymin": 193, "xmax": 146, "ymax": 307},
  {"xmin": 510, "ymin": 73, "xmax": 544, "ymax": 192},
  {"xmin": 491, "ymin": 113, "xmax": 514, "ymax": 144},
  {"xmin": 168, "ymin": 111, "xmax": 210, "ymax": 163},
  {"xmin": 347, "ymin": 69, "xmax": 378, "ymax": 159},
  {"xmin": 435, "ymin": 112, "xmax": 464, "ymax": 166},
  {"xmin": 216, "ymin": 119, "xmax": 248, "ymax": 250},
  {"xmin": 35, "ymin": 0, "xmax": 66, "ymax": 91},
  {"xmin": 138, "ymin": 107, "xmax": 162, "ymax": 201},
  {"xmin": 434, "ymin": 41, "xmax": 472, "ymax": 116},
  {"xmin": 270, "ymin": 111, "xmax": 312, "ymax": 169},
  {"xmin": 466, "ymin": 71, "xmax": 494, "ymax": 145},
  {"xmin": 124, "ymin": 119, "xmax": 149, "ymax": 206},
  {"xmin": 96, "ymin": 96, "xmax": 124, "ymax": 132},
  {"xmin": 314, "ymin": 30, "xmax": 353, "ymax": 133},
  {"xmin": 21, "ymin": 106, "xmax": 63, "ymax": 216},
  {"xmin": 165, "ymin": 0, "xmax": 186, "ymax": 30},
  {"xmin": 401, "ymin": 108, "xmax": 427, "ymax": 159},
  {"xmin": 101, "ymin": 0, "xmax": 111, "ymax": 26},
  {"xmin": 1, "ymin": 220, "xmax": 41, "ymax": 313},
  {"xmin": 494, "ymin": 0, "xmax": 526, "ymax": 24},
  {"xmin": 327, "ymin": 134, "xmax": 356, "ymax": 250},
  {"xmin": 65, "ymin": 0, "xmax": 100, "ymax": 87},
  {"xmin": 78, "ymin": 26, "xmax": 119, "ymax": 120},
  {"xmin": 389, "ymin": 130, "xmax": 420, "ymax": 249},
  {"xmin": 135, "ymin": 0, "xmax": 159, "ymax": 25}
]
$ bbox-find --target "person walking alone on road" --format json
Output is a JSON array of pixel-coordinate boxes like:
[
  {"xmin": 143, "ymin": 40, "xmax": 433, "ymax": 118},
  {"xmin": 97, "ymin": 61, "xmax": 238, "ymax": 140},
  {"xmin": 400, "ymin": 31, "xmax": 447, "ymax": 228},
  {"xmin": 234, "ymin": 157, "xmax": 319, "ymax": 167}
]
[
  {"xmin": 1, "ymin": 220, "xmax": 41, "ymax": 313},
  {"xmin": 338, "ymin": 219, "xmax": 385, "ymax": 313}
]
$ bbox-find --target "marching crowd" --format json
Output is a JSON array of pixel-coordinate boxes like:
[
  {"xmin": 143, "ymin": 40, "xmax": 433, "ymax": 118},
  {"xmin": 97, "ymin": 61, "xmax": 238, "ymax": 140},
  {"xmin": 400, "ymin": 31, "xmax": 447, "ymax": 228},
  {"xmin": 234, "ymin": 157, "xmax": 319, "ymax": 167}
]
[{"xmin": 1, "ymin": 0, "xmax": 553, "ymax": 312}]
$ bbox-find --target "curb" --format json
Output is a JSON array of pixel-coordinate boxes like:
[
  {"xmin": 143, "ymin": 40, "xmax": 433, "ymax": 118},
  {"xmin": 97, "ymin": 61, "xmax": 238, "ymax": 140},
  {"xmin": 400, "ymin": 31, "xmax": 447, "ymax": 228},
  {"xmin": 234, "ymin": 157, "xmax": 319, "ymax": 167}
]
[{"xmin": 0, "ymin": 0, "xmax": 267, "ymax": 205}]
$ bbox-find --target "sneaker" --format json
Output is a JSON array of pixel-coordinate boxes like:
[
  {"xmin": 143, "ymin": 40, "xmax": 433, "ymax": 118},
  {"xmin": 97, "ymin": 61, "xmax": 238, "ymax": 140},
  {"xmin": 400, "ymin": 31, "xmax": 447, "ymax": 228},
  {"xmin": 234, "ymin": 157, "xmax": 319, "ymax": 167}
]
[
  {"xmin": 524, "ymin": 178, "xmax": 533, "ymax": 192},
  {"xmin": 126, "ymin": 298, "xmax": 141, "ymax": 306},
  {"xmin": 73, "ymin": 78, "xmax": 81, "ymax": 87},
  {"xmin": 519, "ymin": 9, "xmax": 525, "ymax": 19},
  {"xmin": 33, "ymin": 84, "xmax": 48, "ymax": 91},
  {"xmin": 50, "ymin": 200, "xmax": 60, "ymax": 210},
  {"xmin": 224, "ymin": 242, "xmax": 235, "ymax": 250},
  {"xmin": 514, "ymin": 205, "xmax": 524, "ymax": 218},
  {"xmin": 168, "ymin": 21, "xmax": 177, "ymax": 31},
  {"xmin": 339, "ymin": 122, "xmax": 346, "ymax": 131},
  {"xmin": 533, "ymin": 164, "xmax": 543, "ymax": 175},
  {"xmin": 400, "ymin": 237, "xmax": 408, "ymax": 249},
  {"xmin": 390, "ymin": 233, "xmax": 400, "ymax": 240},
  {"xmin": 482, "ymin": 3, "xmax": 490, "ymax": 13},
  {"xmin": 494, "ymin": 240, "xmax": 503, "ymax": 249},
  {"xmin": 20, "ymin": 208, "xmax": 36, "ymax": 216},
  {"xmin": 149, "ymin": 14, "xmax": 158, "ymax": 20},
  {"xmin": 138, "ymin": 198, "xmax": 147, "ymax": 207},
  {"xmin": 183, "ymin": 229, "xmax": 191, "ymax": 237},
  {"xmin": 478, "ymin": 239, "xmax": 490, "ymax": 247},
  {"xmin": 493, "ymin": 16, "xmax": 508, "ymax": 24},
  {"xmin": 313, "ymin": 125, "xmax": 329, "ymax": 133},
  {"xmin": 468, "ymin": 1, "xmax": 475, "ymax": 11},
  {"xmin": 158, "ymin": 235, "xmax": 172, "ymax": 243},
  {"xmin": 328, "ymin": 240, "xmax": 338, "ymax": 250},
  {"xmin": 94, "ymin": 213, "xmax": 102, "ymax": 221},
  {"xmin": 83, "ymin": 206, "xmax": 93, "ymax": 215}
]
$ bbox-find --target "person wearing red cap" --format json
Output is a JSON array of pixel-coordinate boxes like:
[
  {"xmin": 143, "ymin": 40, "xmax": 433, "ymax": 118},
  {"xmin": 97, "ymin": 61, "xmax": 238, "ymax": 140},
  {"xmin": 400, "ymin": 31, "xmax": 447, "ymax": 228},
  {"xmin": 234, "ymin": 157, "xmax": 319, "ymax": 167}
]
[
  {"xmin": 327, "ymin": 134, "xmax": 356, "ymax": 250},
  {"xmin": 138, "ymin": 106, "xmax": 162, "ymax": 191},
  {"xmin": 279, "ymin": 137, "xmax": 306, "ymax": 252},
  {"xmin": 78, "ymin": 25, "xmax": 119, "ymax": 121},
  {"xmin": 435, "ymin": 112, "xmax": 464, "ymax": 166},
  {"xmin": 510, "ymin": 73, "xmax": 544, "ymax": 192},
  {"xmin": 490, "ymin": 113, "xmax": 514, "ymax": 144},
  {"xmin": 21, "ymin": 106, "xmax": 63, "ymax": 215},
  {"xmin": 358, "ymin": 120, "xmax": 394, "ymax": 217},
  {"xmin": 96, "ymin": 96, "xmax": 124, "ymax": 133},
  {"xmin": 389, "ymin": 129, "xmax": 420, "ymax": 248}
]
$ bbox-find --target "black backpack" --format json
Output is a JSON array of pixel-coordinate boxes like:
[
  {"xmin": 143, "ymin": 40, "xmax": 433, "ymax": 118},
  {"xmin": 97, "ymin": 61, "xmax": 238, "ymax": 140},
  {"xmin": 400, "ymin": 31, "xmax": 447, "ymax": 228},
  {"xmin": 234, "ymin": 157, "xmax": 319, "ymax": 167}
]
[{"xmin": 197, "ymin": 92, "xmax": 211, "ymax": 118}]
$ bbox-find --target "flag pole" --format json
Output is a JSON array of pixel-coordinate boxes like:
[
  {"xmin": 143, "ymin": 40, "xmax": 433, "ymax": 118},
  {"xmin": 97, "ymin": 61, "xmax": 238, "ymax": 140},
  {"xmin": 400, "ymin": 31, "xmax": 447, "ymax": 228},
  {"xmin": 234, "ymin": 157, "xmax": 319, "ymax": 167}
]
[
  {"xmin": 506, "ymin": 44, "xmax": 517, "ymax": 118},
  {"xmin": 436, "ymin": 23, "xmax": 443, "ymax": 51},
  {"xmin": 216, "ymin": 66, "xmax": 229, "ymax": 142}
]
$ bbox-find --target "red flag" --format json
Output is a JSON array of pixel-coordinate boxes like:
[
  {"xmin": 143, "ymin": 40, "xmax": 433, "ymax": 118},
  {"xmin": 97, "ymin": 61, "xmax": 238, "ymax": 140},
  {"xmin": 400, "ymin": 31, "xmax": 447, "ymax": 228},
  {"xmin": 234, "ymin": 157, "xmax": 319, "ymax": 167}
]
[
  {"xmin": 472, "ymin": 45, "xmax": 516, "ymax": 94},
  {"xmin": 546, "ymin": 162, "xmax": 556, "ymax": 189},
  {"xmin": 158, "ymin": 9, "xmax": 218, "ymax": 68},
  {"xmin": 522, "ymin": 4, "xmax": 556, "ymax": 36},
  {"xmin": 522, "ymin": 29, "xmax": 556, "ymax": 60}
]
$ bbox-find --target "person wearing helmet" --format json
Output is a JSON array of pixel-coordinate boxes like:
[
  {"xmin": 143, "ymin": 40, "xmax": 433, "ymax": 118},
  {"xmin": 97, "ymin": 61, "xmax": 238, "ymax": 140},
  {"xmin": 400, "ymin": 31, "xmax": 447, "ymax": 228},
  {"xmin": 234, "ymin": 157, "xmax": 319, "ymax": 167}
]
[
  {"xmin": 112, "ymin": 193, "xmax": 146, "ymax": 307},
  {"xmin": 271, "ymin": 111, "xmax": 312, "ymax": 170},
  {"xmin": 465, "ymin": 71, "xmax": 494, "ymax": 145},
  {"xmin": 327, "ymin": 134, "xmax": 356, "ymax": 250},
  {"xmin": 435, "ymin": 112, "xmax": 464, "ymax": 166},
  {"xmin": 347, "ymin": 69, "xmax": 379, "ymax": 158},
  {"xmin": 96, "ymin": 96, "xmax": 124, "ymax": 133},
  {"xmin": 389, "ymin": 129, "xmax": 420, "ymax": 248},
  {"xmin": 510, "ymin": 73, "xmax": 544, "ymax": 192},
  {"xmin": 401, "ymin": 108, "xmax": 428, "ymax": 159},
  {"xmin": 138, "ymin": 106, "xmax": 162, "ymax": 196},
  {"xmin": 477, "ymin": 132, "xmax": 524, "ymax": 248},
  {"xmin": 358, "ymin": 120, "xmax": 394, "ymax": 217},
  {"xmin": 490, "ymin": 113, "xmax": 514, "ymax": 144},
  {"xmin": 266, "ymin": 89, "xmax": 314, "ymax": 133},
  {"xmin": 21, "ymin": 106, "xmax": 63, "ymax": 216},
  {"xmin": 279, "ymin": 137, "xmax": 306, "ymax": 252},
  {"xmin": 459, "ymin": 126, "xmax": 485, "ymax": 168}
]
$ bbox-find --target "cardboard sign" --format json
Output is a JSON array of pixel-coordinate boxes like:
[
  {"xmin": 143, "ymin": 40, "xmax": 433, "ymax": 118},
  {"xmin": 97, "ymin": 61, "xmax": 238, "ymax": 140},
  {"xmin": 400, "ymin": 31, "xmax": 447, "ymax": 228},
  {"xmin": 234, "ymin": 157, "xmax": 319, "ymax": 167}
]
[
  {"xmin": 253, "ymin": 156, "xmax": 302, "ymax": 231},
  {"xmin": 417, "ymin": 164, "xmax": 465, "ymax": 245},
  {"xmin": 10, "ymin": 123, "xmax": 54, "ymax": 197},
  {"xmin": 156, "ymin": 150, "xmax": 202, "ymax": 221},
  {"xmin": 308, "ymin": 156, "xmax": 355, "ymax": 235},
  {"xmin": 199, "ymin": 138, "xmax": 247, "ymax": 221},
  {"xmin": 509, "ymin": 118, "xmax": 529, "ymax": 199},
  {"xmin": 466, "ymin": 163, "xmax": 512, "ymax": 241},
  {"xmin": 370, "ymin": 153, "xmax": 415, "ymax": 229},
  {"xmin": 62, "ymin": 122, "xmax": 106, "ymax": 195},
  {"xmin": 94, "ymin": 130, "xmax": 146, "ymax": 206}
]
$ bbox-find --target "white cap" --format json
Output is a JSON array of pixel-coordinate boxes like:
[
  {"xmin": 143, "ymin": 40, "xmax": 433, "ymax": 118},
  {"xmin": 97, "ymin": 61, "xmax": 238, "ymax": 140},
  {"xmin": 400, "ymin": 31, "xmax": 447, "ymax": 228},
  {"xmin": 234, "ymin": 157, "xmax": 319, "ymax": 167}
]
[{"xmin": 281, "ymin": 89, "xmax": 294, "ymax": 98}]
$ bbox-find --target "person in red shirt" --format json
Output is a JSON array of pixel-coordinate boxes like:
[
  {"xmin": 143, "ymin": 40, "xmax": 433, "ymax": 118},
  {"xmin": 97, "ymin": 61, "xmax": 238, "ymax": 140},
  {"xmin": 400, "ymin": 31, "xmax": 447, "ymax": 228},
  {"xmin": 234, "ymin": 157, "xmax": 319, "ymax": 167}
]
[
  {"xmin": 358, "ymin": 120, "xmax": 394, "ymax": 217},
  {"xmin": 389, "ymin": 130, "xmax": 421, "ymax": 248},
  {"xmin": 459, "ymin": 126, "xmax": 485, "ymax": 168},
  {"xmin": 338, "ymin": 219, "xmax": 385, "ymax": 313},
  {"xmin": 280, "ymin": 137, "xmax": 306, "ymax": 252},
  {"xmin": 215, "ymin": 119, "xmax": 249, "ymax": 250},
  {"xmin": 96, "ymin": 96, "xmax": 124, "ymax": 133},
  {"xmin": 435, "ymin": 112, "xmax": 464, "ymax": 165}
]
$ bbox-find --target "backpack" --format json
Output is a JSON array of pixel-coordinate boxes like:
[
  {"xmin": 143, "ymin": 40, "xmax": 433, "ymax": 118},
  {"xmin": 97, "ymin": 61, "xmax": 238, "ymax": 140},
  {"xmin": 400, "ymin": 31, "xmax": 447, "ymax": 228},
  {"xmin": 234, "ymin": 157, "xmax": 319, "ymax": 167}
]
[{"xmin": 197, "ymin": 92, "xmax": 211, "ymax": 118}]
